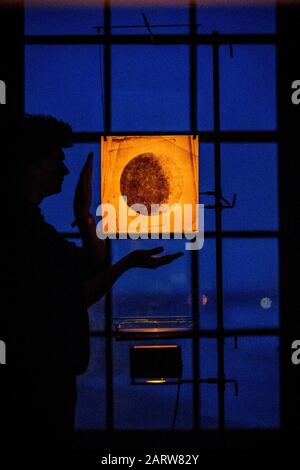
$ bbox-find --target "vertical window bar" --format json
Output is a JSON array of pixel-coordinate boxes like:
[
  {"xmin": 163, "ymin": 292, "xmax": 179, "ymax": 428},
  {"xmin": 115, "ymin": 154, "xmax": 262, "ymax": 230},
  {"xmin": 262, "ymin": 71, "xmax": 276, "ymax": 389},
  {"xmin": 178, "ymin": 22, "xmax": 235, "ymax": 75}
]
[
  {"xmin": 103, "ymin": 0, "xmax": 114, "ymax": 431},
  {"xmin": 190, "ymin": 1, "xmax": 200, "ymax": 431},
  {"xmin": 212, "ymin": 31, "xmax": 226, "ymax": 432}
]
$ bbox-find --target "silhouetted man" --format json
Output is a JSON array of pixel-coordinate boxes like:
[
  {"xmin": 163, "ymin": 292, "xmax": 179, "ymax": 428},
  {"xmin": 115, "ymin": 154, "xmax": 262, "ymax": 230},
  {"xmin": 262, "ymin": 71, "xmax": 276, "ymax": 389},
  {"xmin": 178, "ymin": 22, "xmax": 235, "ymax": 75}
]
[{"xmin": 1, "ymin": 115, "xmax": 183, "ymax": 449}]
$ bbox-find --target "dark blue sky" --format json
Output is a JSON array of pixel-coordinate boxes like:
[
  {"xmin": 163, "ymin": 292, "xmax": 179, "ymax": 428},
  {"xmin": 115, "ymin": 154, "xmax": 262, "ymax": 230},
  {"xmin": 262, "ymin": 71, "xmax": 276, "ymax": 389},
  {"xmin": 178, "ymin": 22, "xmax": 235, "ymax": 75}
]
[{"xmin": 24, "ymin": 4, "xmax": 279, "ymax": 430}]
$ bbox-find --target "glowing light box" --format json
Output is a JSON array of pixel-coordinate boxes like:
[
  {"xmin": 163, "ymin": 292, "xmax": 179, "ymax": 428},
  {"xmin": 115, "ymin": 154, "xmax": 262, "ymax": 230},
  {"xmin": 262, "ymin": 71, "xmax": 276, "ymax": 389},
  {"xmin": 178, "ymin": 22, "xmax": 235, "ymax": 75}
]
[
  {"xmin": 115, "ymin": 316, "xmax": 193, "ymax": 339},
  {"xmin": 101, "ymin": 135, "xmax": 199, "ymax": 235}
]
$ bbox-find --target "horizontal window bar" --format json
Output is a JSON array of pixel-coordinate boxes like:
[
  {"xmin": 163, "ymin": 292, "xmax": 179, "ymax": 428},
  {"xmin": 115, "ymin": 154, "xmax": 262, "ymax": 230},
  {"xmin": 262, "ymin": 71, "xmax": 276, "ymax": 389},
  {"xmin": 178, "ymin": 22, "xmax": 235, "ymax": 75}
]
[
  {"xmin": 25, "ymin": 33, "xmax": 277, "ymax": 46},
  {"xmin": 73, "ymin": 131, "xmax": 278, "ymax": 143}
]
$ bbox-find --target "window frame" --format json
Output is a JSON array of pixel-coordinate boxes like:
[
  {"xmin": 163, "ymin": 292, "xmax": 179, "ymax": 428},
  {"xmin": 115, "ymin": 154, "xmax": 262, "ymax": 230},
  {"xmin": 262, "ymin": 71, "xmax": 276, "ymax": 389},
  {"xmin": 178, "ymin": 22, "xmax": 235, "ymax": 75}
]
[{"xmin": 24, "ymin": 2, "xmax": 280, "ymax": 432}]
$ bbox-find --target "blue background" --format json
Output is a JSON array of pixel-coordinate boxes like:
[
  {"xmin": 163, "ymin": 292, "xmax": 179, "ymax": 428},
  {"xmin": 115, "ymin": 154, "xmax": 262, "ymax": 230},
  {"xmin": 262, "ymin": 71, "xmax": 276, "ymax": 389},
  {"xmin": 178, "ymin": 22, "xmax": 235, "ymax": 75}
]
[{"xmin": 25, "ymin": 4, "xmax": 279, "ymax": 430}]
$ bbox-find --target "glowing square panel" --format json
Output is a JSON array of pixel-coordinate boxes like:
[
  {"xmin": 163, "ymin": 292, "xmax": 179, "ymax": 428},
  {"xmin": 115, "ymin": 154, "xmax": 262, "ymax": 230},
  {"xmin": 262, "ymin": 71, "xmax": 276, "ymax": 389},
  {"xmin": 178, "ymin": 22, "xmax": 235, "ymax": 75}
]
[{"xmin": 101, "ymin": 135, "xmax": 199, "ymax": 235}]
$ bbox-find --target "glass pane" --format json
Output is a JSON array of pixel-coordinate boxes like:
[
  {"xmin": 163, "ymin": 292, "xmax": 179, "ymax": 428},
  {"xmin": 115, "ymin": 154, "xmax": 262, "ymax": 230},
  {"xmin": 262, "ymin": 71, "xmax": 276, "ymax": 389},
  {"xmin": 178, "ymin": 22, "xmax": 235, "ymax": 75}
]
[
  {"xmin": 200, "ymin": 340, "xmax": 218, "ymax": 430},
  {"xmin": 40, "ymin": 143, "xmax": 100, "ymax": 233},
  {"xmin": 221, "ymin": 144, "xmax": 278, "ymax": 231},
  {"xmin": 25, "ymin": 45, "xmax": 104, "ymax": 131},
  {"xmin": 111, "ymin": 45, "xmax": 189, "ymax": 131},
  {"xmin": 25, "ymin": 5, "xmax": 104, "ymax": 35},
  {"xmin": 65, "ymin": 238, "xmax": 105, "ymax": 331},
  {"xmin": 200, "ymin": 338, "xmax": 217, "ymax": 376},
  {"xmin": 223, "ymin": 239, "xmax": 279, "ymax": 329},
  {"xmin": 199, "ymin": 238, "xmax": 217, "ymax": 330},
  {"xmin": 199, "ymin": 143, "xmax": 215, "ymax": 231},
  {"xmin": 201, "ymin": 385, "xmax": 218, "ymax": 429},
  {"xmin": 220, "ymin": 45, "xmax": 276, "ymax": 130},
  {"xmin": 114, "ymin": 339, "xmax": 193, "ymax": 429},
  {"xmin": 197, "ymin": 47, "xmax": 214, "ymax": 131},
  {"xmin": 75, "ymin": 338, "xmax": 106, "ymax": 430},
  {"xmin": 111, "ymin": 5, "xmax": 190, "ymax": 35},
  {"xmin": 197, "ymin": 6, "xmax": 275, "ymax": 34},
  {"xmin": 111, "ymin": 238, "xmax": 191, "ymax": 320},
  {"xmin": 89, "ymin": 299, "xmax": 106, "ymax": 333},
  {"xmin": 225, "ymin": 336, "xmax": 279, "ymax": 428}
]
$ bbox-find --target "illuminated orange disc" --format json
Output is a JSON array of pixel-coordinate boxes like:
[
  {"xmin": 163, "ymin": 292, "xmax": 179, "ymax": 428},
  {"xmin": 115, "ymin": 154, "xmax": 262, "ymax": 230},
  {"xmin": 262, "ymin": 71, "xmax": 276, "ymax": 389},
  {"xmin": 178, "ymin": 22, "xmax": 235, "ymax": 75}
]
[{"xmin": 120, "ymin": 152, "xmax": 183, "ymax": 215}]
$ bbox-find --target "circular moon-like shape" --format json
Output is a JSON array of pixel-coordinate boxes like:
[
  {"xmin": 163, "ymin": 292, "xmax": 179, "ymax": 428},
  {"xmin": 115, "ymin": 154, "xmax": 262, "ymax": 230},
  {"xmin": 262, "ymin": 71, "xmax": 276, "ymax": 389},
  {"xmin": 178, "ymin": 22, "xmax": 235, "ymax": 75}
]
[
  {"xmin": 260, "ymin": 297, "xmax": 272, "ymax": 310},
  {"xmin": 120, "ymin": 152, "xmax": 183, "ymax": 215}
]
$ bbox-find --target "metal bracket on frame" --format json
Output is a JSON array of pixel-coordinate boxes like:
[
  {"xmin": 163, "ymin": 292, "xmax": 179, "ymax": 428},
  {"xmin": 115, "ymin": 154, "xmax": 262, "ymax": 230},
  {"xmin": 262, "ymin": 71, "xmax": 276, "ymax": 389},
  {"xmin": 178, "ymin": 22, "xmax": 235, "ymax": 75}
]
[{"xmin": 200, "ymin": 191, "xmax": 237, "ymax": 210}]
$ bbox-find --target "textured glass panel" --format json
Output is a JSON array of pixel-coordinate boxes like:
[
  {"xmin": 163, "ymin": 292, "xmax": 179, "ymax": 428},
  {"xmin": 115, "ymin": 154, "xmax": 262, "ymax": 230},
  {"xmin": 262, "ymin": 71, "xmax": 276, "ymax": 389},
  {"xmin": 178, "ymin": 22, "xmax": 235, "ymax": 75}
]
[
  {"xmin": 220, "ymin": 45, "xmax": 276, "ymax": 130},
  {"xmin": 111, "ymin": 46, "xmax": 189, "ymax": 131},
  {"xmin": 75, "ymin": 339, "xmax": 106, "ymax": 430},
  {"xmin": 114, "ymin": 339, "xmax": 193, "ymax": 430},
  {"xmin": 225, "ymin": 336, "xmax": 279, "ymax": 429},
  {"xmin": 222, "ymin": 144, "xmax": 278, "ymax": 230},
  {"xmin": 196, "ymin": 6, "xmax": 275, "ymax": 34},
  {"xmin": 223, "ymin": 239, "xmax": 279, "ymax": 329},
  {"xmin": 25, "ymin": 5, "xmax": 104, "ymax": 35},
  {"xmin": 25, "ymin": 45, "xmax": 103, "ymax": 131},
  {"xmin": 40, "ymin": 143, "xmax": 100, "ymax": 232}
]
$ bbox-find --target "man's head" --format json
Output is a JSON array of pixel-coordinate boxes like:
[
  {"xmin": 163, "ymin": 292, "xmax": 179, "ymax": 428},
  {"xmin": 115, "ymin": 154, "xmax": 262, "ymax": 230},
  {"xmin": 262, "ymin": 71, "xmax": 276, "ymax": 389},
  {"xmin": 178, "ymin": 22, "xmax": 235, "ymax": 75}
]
[{"xmin": 6, "ymin": 114, "xmax": 73, "ymax": 201}]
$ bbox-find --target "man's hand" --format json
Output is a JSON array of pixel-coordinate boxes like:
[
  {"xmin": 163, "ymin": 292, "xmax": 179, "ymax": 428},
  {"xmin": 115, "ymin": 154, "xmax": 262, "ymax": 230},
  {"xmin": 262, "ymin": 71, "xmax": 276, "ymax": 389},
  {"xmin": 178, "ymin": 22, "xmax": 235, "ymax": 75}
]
[
  {"xmin": 84, "ymin": 246, "xmax": 184, "ymax": 306},
  {"xmin": 72, "ymin": 152, "xmax": 108, "ymax": 269},
  {"xmin": 125, "ymin": 246, "xmax": 184, "ymax": 269},
  {"xmin": 73, "ymin": 152, "xmax": 93, "ymax": 222}
]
